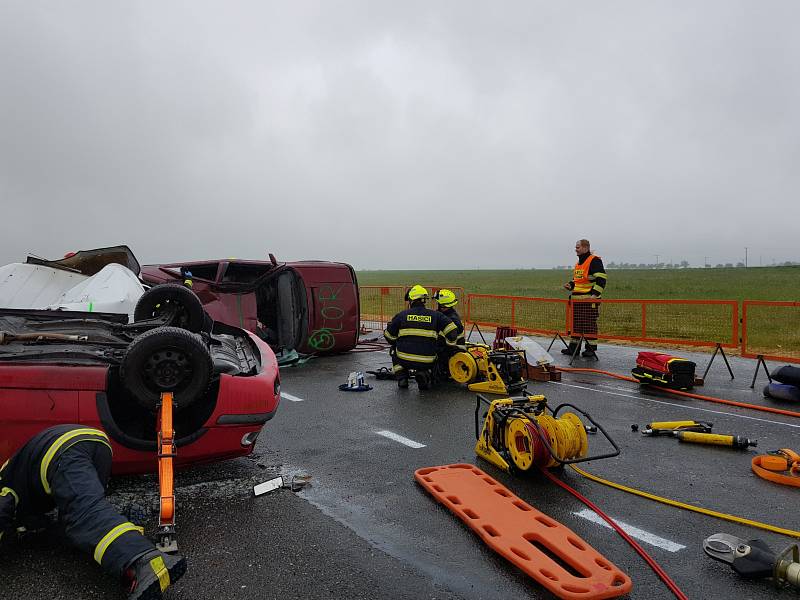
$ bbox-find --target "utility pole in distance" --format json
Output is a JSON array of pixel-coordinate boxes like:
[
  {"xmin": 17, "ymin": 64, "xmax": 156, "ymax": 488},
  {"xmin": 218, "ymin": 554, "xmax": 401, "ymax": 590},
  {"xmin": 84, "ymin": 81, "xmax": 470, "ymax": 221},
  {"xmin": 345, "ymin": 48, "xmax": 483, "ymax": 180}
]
[{"xmin": 745, "ymin": 247, "xmax": 748, "ymax": 268}]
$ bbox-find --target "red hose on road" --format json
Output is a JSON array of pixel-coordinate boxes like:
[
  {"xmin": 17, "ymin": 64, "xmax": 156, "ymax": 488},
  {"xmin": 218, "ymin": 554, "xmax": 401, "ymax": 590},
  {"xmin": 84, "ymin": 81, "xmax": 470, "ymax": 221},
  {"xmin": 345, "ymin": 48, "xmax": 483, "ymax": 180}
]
[
  {"xmin": 539, "ymin": 466, "xmax": 689, "ymax": 600},
  {"xmin": 555, "ymin": 367, "xmax": 800, "ymax": 419}
]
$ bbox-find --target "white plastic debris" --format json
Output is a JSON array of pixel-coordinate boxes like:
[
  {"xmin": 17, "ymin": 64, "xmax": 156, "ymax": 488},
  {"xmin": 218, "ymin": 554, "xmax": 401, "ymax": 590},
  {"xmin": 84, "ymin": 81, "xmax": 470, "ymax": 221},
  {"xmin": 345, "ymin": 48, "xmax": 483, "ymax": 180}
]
[
  {"xmin": 253, "ymin": 476, "xmax": 284, "ymax": 496},
  {"xmin": 0, "ymin": 262, "xmax": 144, "ymax": 321},
  {"xmin": 504, "ymin": 336, "xmax": 554, "ymax": 366}
]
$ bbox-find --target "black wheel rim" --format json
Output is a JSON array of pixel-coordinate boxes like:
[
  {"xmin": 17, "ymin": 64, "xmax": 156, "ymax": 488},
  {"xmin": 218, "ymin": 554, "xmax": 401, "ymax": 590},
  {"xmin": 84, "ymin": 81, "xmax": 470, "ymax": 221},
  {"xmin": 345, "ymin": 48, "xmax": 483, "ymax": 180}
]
[{"xmin": 142, "ymin": 345, "xmax": 193, "ymax": 392}]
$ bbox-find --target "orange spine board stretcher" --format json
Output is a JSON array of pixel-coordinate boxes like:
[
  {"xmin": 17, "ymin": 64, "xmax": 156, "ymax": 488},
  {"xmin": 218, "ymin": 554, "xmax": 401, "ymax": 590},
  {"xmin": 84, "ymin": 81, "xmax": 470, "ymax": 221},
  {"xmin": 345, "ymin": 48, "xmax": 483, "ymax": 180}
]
[
  {"xmin": 415, "ymin": 464, "xmax": 632, "ymax": 600},
  {"xmin": 158, "ymin": 392, "xmax": 175, "ymax": 525}
]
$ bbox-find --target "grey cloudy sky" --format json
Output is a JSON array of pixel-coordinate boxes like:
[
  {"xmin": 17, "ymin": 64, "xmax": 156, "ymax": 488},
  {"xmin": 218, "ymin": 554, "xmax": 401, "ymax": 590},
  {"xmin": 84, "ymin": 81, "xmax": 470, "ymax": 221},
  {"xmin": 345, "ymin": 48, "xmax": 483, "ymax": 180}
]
[{"xmin": 1, "ymin": 1, "xmax": 798, "ymax": 269}]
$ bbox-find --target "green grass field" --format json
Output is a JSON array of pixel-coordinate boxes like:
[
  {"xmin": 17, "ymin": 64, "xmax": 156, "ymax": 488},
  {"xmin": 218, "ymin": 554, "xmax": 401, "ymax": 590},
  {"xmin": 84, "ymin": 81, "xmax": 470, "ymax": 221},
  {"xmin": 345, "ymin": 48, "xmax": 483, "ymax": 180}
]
[{"xmin": 356, "ymin": 266, "xmax": 800, "ymax": 301}]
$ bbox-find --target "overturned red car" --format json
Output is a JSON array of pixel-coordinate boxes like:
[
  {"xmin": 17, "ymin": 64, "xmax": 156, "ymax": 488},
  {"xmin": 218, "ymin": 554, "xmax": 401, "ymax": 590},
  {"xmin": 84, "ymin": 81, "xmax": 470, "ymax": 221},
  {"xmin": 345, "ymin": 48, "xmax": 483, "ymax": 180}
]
[
  {"xmin": 140, "ymin": 256, "xmax": 360, "ymax": 354},
  {"xmin": 0, "ymin": 287, "xmax": 280, "ymax": 475}
]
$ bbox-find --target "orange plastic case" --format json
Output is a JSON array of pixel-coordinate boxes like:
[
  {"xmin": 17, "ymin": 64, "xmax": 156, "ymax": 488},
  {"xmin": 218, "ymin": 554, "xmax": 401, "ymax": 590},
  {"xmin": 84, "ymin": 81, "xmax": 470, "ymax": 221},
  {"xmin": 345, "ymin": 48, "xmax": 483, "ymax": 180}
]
[{"xmin": 415, "ymin": 464, "xmax": 632, "ymax": 599}]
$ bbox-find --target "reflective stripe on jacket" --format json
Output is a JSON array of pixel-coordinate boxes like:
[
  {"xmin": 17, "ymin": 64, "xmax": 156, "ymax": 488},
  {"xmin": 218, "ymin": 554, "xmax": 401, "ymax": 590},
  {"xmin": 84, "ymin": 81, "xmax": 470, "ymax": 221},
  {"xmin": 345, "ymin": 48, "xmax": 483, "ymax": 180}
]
[
  {"xmin": 0, "ymin": 424, "xmax": 111, "ymax": 517},
  {"xmin": 384, "ymin": 305, "xmax": 458, "ymax": 364},
  {"xmin": 440, "ymin": 307, "xmax": 465, "ymax": 345},
  {"xmin": 572, "ymin": 254, "xmax": 607, "ymax": 296}
]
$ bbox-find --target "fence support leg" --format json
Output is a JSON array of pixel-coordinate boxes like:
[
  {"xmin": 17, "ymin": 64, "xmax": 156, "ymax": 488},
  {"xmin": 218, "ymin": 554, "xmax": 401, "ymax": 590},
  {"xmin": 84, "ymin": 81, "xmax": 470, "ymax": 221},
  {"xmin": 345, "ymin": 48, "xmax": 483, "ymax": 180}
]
[
  {"xmin": 702, "ymin": 343, "xmax": 734, "ymax": 381},
  {"xmin": 569, "ymin": 335, "xmax": 585, "ymax": 366},
  {"xmin": 468, "ymin": 322, "xmax": 488, "ymax": 345},
  {"xmin": 547, "ymin": 332, "xmax": 569, "ymax": 352},
  {"xmin": 749, "ymin": 355, "xmax": 772, "ymax": 389}
]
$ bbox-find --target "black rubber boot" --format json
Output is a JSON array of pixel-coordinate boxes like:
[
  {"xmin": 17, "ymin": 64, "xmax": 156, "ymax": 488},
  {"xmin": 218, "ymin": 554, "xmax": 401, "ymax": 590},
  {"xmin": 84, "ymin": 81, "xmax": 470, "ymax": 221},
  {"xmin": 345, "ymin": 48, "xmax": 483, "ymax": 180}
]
[
  {"xmin": 125, "ymin": 550, "xmax": 187, "ymax": 600},
  {"xmin": 581, "ymin": 344, "xmax": 597, "ymax": 358},
  {"xmin": 397, "ymin": 376, "xmax": 409, "ymax": 389},
  {"xmin": 561, "ymin": 343, "xmax": 578, "ymax": 355},
  {"xmin": 416, "ymin": 370, "xmax": 431, "ymax": 390}
]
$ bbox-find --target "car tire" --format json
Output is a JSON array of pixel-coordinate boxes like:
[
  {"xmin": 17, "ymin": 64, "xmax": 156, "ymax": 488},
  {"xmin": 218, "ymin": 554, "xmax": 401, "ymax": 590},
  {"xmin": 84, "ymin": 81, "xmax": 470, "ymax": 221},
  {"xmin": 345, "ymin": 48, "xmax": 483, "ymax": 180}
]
[
  {"xmin": 134, "ymin": 283, "xmax": 207, "ymax": 333},
  {"xmin": 121, "ymin": 326, "xmax": 213, "ymax": 411}
]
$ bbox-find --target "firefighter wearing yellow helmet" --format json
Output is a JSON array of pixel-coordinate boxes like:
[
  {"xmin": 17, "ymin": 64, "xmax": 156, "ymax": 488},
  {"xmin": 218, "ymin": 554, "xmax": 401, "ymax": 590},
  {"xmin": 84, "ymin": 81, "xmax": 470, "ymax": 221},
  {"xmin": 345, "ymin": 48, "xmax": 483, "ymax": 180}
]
[
  {"xmin": 384, "ymin": 285, "xmax": 459, "ymax": 389},
  {"xmin": 433, "ymin": 289, "xmax": 465, "ymax": 345},
  {"xmin": 432, "ymin": 289, "xmax": 466, "ymax": 376}
]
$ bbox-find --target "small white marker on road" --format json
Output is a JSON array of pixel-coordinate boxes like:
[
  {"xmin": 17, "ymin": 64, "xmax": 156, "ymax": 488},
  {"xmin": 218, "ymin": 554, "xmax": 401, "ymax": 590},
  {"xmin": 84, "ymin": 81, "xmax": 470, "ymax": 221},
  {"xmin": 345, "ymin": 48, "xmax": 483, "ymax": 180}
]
[
  {"xmin": 253, "ymin": 476, "xmax": 284, "ymax": 496},
  {"xmin": 376, "ymin": 430, "xmax": 426, "ymax": 449},
  {"xmin": 573, "ymin": 509, "xmax": 685, "ymax": 552},
  {"xmin": 281, "ymin": 392, "xmax": 305, "ymax": 402}
]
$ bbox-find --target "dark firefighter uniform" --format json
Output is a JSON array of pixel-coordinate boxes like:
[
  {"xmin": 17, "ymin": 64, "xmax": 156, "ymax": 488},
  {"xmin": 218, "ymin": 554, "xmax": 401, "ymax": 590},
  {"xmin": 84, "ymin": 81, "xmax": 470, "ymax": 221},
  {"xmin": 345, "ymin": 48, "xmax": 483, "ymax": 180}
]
[
  {"xmin": 0, "ymin": 424, "xmax": 185, "ymax": 599},
  {"xmin": 566, "ymin": 252, "xmax": 607, "ymax": 351},
  {"xmin": 439, "ymin": 307, "xmax": 465, "ymax": 345},
  {"xmin": 436, "ymin": 305, "xmax": 465, "ymax": 375},
  {"xmin": 384, "ymin": 305, "xmax": 459, "ymax": 373}
]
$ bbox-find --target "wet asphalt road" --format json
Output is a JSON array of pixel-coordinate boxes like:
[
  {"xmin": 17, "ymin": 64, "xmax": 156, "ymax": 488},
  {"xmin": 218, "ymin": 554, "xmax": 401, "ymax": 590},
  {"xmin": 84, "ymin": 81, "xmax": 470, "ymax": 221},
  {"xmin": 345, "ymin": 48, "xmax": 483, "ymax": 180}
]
[{"xmin": 2, "ymin": 334, "xmax": 799, "ymax": 600}]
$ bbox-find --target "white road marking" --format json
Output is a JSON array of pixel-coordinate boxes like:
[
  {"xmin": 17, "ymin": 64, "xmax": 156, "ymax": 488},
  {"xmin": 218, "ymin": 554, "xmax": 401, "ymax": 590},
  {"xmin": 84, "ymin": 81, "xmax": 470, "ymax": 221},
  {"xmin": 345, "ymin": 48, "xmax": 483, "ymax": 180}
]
[
  {"xmin": 549, "ymin": 380, "xmax": 800, "ymax": 429},
  {"xmin": 281, "ymin": 392, "xmax": 305, "ymax": 402},
  {"xmin": 573, "ymin": 509, "xmax": 686, "ymax": 552},
  {"xmin": 376, "ymin": 430, "xmax": 426, "ymax": 448},
  {"xmin": 594, "ymin": 382, "xmax": 639, "ymax": 393}
]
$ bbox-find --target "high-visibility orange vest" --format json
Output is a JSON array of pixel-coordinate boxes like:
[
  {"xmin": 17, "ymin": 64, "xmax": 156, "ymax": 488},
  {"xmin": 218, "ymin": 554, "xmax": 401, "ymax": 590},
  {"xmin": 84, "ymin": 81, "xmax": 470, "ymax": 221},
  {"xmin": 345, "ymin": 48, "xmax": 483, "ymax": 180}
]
[{"xmin": 572, "ymin": 254, "xmax": 598, "ymax": 295}]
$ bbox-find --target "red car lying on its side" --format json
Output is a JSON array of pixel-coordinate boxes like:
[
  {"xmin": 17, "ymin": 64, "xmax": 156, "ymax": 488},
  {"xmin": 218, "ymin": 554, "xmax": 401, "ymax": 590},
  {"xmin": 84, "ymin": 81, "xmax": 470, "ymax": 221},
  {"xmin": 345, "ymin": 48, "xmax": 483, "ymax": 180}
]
[
  {"xmin": 0, "ymin": 286, "xmax": 280, "ymax": 475},
  {"xmin": 140, "ymin": 256, "xmax": 360, "ymax": 354}
]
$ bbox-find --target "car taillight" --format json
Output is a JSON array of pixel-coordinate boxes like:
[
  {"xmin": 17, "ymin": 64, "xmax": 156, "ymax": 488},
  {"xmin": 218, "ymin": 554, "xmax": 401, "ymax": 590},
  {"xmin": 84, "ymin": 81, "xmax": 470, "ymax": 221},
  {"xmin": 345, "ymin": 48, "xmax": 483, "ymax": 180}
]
[{"xmin": 241, "ymin": 431, "xmax": 260, "ymax": 447}]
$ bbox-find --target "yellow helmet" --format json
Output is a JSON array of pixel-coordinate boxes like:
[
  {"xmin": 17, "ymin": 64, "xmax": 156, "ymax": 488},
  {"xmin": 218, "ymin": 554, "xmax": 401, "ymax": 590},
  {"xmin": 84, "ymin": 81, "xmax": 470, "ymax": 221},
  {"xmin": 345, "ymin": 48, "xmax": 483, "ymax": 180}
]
[
  {"xmin": 406, "ymin": 285, "xmax": 429, "ymax": 302},
  {"xmin": 434, "ymin": 289, "xmax": 458, "ymax": 308}
]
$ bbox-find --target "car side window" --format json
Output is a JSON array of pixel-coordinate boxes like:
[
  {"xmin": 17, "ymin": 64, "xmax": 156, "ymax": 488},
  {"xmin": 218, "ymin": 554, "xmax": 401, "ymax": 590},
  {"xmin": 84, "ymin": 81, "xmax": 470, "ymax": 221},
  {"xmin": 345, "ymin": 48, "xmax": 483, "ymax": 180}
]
[
  {"xmin": 221, "ymin": 263, "xmax": 273, "ymax": 283},
  {"xmin": 182, "ymin": 263, "xmax": 219, "ymax": 281}
]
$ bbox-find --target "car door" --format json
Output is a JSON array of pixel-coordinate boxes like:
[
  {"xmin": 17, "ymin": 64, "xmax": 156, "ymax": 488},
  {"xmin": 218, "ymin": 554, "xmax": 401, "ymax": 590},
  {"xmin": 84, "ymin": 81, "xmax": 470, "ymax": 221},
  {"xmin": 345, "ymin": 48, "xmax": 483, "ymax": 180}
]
[{"xmin": 292, "ymin": 263, "xmax": 359, "ymax": 353}]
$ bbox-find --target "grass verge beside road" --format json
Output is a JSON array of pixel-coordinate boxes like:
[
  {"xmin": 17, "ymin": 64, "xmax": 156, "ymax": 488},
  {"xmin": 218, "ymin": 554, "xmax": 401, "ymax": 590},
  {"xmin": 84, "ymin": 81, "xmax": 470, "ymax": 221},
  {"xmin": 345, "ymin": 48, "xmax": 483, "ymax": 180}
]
[{"xmin": 356, "ymin": 266, "xmax": 800, "ymax": 302}]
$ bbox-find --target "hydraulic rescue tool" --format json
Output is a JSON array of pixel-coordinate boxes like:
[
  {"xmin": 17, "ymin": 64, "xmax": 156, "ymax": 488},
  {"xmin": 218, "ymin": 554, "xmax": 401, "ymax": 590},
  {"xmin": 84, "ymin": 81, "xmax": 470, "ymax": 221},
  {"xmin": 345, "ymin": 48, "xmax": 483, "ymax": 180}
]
[
  {"xmin": 474, "ymin": 394, "xmax": 619, "ymax": 474},
  {"xmin": 156, "ymin": 392, "xmax": 178, "ymax": 553},
  {"xmin": 676, "ymin": 431, "xmax": 757, "ymax": 449},
  {"xmin": 449, "ymin": 344, "xmax": 526, "ymax": 395},
  {"xmin": 640, "ymin": 420, "xmax": 757, "ymax": 449},
  {"xmin": 641, "ymin": 420, "xmax": 713, "ymax": 435},
  {"xmin": 704, "ymin": 533, "xmax": 800, "ymax": 589}
]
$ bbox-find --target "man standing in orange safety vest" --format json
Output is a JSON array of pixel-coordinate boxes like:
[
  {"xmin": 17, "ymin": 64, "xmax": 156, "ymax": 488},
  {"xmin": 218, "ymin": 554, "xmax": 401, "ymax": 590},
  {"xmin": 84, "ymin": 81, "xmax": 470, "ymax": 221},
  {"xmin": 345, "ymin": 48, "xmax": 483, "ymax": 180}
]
[{"xmin": 563, "ymin": 239, "xmax": 607, "ymax": 357}]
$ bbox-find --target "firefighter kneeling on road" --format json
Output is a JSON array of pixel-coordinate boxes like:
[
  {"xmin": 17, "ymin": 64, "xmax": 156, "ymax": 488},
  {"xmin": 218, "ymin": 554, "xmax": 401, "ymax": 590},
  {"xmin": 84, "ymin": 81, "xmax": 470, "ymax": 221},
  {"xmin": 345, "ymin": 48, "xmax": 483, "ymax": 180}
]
[
  {"xmin": 384, "ymin": 285, "xmax": 459, "ymax": 389},
  {"xmin": 433, "ymin": 289, "xmax": 466, "ymax": 376},
  {"xmin": 0, "ymin": 424, "xmax": 186, "ymax": 599}
]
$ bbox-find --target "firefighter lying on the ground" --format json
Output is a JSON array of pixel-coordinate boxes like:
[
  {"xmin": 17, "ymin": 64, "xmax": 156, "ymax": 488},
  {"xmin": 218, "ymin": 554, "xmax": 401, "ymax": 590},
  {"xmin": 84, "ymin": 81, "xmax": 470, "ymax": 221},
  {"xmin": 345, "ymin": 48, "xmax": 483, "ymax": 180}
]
[
  {"xmin": 384, "ymin": 285, "xmax": 459, "ymax": 389},
  {"xmin": 433, "ymin": 289, "xmax": 466, "ymax": 376},
  {"xmin": 0, "ymin": 424, "xmax": 186, "ymax": 600}
]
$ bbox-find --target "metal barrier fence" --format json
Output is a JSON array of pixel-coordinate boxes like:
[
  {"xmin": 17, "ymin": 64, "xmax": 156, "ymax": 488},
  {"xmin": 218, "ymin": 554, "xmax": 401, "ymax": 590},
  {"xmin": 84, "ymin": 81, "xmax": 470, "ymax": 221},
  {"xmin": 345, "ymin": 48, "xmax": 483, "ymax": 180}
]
[
  {"xmin": 742, "ymin": 301, "xmax": 800, "ymax": 364},
  {"xmin": 465, "ymin": 294, "xmax": 569, "ymax": 335},
  {"xmin": 359, "ymin": 286, "xmax": 465, "ymax": 330},
  {"xmin": 360, "ymin": 290, "xmax": 799, "ymax": 363},
  {"xmin": 464, "ymin": 294, "xmax": 739, "ymax": 348},
  {"xmin": 577, "ymin": 299, "xmax": 740, "ymax": 348}
]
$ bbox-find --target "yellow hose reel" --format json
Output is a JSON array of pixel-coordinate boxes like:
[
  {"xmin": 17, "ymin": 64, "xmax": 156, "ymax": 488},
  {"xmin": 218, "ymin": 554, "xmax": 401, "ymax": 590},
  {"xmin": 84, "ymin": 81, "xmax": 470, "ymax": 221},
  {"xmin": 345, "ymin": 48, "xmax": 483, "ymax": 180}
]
[
  {"xmin": 449, "ymin": 344, "xmax": 526, "ymax": 394},
  {"xmin": 474, "ymin": 395, "xmax": 619, "ymax": 475},
  {"xmin": 449, "ymin": 351, "xmax": 481, "ymax": 384}
]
